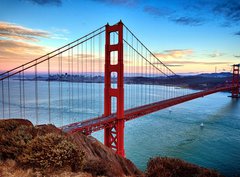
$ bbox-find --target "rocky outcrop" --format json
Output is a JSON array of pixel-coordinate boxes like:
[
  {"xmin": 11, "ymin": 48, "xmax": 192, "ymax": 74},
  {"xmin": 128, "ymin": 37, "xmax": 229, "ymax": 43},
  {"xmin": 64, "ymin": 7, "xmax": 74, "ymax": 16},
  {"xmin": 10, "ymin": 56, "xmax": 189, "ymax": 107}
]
[
  {"xmin": 145, "ymin": 157, "xmax": 224, "ymax": 177},
  {"xmin": 0, "ymin": 119, "xmax": 224, "ymax": 177},
  {"xmin": 0, "ymin": 119, "xmax": 143, "ymax": 177}
]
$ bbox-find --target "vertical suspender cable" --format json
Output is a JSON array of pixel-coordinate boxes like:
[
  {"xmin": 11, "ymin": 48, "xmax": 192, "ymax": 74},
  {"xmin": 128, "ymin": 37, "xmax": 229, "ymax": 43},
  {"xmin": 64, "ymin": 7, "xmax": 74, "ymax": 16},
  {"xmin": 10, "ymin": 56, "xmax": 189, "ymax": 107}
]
[
  {"xmin": 48, "ymin": 56, "xmax": 51, "ymax": 123},
  {"xmin": 58, "ymin": 52, "xmax": 61, "ymax": 124},
  {"xmin": 60, "ymin": 52, "xmax": 63, "ymax": 126},
  {"xmin": 68, "ymin": 45, "xmax": 71, "ymax": 121},
  {"xmin": 22, "ymin": 66, "xmax": 26, "ymax": 118},
  {"xmin": 85, "ymin": 39, "xmax": 87, "ymax": 120},
  {"xmin": 91, "ymin": 35, "xmax": 93, "ymax": 115},
  {"xmin": 81, "ymin": 43, "xmax": 84, "ymax": 121},
  {"xmin": 71, "ymin": 47, "xmax": 74, "ymax": 122},
  {"xmin": 19, "ymin": 72, "xmax": 22, "ymax": 117},
  {"xmin": 145, "ymin": 49, "xmax": 147, "ymax": 104},
  {"xmin": 2, "ymin": 80, "xmax": 4, "ymax": 118},
  {"xmin": 99, "ymin": 30, "xmax": 102, "ymax": 116},
  {"xmin": 7, "ymin": 73, "xmax": 10, "ymax": 117},
  {"xmin": 141, "ymin": 45, "xmax": 143, "ymax": 106},
  {"xmin": 137, "ymin": 39, "xmax": 139, "ymax": 104},
  {"xmin": 77, "ymin": 44, "xmax": 80, "ymax": 119},
  {"xmin": 35, "ymin": 61, "xmax": 38, "ymax": 124}
]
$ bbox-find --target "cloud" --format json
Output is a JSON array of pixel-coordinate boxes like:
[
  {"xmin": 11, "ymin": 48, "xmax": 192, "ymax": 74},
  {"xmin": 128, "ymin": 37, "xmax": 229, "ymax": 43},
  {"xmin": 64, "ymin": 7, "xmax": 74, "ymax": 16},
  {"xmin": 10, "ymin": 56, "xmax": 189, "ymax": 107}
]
[
  {"xmin": 0, "ymin": 40, "xmax": 46, "ymax": 56},
  {"xmin": 171, "ymin": 17, "xmax": 203, "ymax": 26},
  {"xmin": 0, "ymin": 22, "xmax": 49, "ymax": 42},
  {"xmin": 208, "ymin": 51, "xmax": 224, "ymax": 58},
  {"xmin": 154, "ymin": 60, "xmax": 232, "ymax": 66},
  {"xmin": 0, "ymin": 21, "xmax": 49, "ymax": 67},
  {"xmin": 165, "ymin": 64, "xmax": 183, "ymax": 67},
  {"xmin": 212, "ymin": 0, "xmax": 240, "ymax": 23},
  {"xmin": 25, "ymin": 0, "xmax": 62, "ymax": 6},
  {"xmin": 143, "ymin": 6, "xmax": 173, "ymax": 17},
  {"xmin": 75, "ymin": 54, "xmax": 95, "ymax": 58},
  {"xmin": 92, "ymin": 0, "xmax": 138, "ymax": 7},
  {"xmin": 235, "ymin": 31, "xmax": 240, "ymax": 36},
  {"xmin": 154, "ymin": 49, "xmax": 193, "ymax": 59}
]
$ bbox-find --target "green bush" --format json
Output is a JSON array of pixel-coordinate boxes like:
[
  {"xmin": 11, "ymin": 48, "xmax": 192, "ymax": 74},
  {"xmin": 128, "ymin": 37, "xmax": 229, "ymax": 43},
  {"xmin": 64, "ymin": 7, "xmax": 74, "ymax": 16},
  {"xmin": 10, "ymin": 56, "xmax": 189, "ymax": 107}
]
[{"xmin": 18, "ymin": 133, "xmax": 84, "ymax": 172}]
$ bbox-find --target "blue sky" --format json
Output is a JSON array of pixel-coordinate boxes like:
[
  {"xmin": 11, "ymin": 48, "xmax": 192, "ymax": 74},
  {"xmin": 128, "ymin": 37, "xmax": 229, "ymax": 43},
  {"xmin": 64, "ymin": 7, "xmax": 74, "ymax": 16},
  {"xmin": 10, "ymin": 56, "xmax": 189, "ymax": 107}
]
[{"xmin": 0, "ymin": 0, "xmax": 239, "ymax": 73}]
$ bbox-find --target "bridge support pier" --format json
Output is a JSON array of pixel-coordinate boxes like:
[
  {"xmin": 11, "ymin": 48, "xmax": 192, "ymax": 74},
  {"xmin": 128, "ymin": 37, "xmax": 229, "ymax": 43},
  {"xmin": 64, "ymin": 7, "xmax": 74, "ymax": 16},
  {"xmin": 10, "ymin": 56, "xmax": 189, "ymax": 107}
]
[
  {"xmin": 104, "ymin": 21, "xmax": 125, "ymax": 157},
  {"xmin": 231, "ymin": 64, "xmax": 240, "ymax": 98}
]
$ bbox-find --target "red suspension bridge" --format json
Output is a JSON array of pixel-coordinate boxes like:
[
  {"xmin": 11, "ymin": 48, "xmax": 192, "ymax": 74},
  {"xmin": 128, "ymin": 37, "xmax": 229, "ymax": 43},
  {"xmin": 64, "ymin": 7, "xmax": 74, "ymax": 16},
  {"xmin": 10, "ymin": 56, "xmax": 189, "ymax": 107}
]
[{"xmin": 0, "ymin": 21, "xmax": 239, "ymax": 157}]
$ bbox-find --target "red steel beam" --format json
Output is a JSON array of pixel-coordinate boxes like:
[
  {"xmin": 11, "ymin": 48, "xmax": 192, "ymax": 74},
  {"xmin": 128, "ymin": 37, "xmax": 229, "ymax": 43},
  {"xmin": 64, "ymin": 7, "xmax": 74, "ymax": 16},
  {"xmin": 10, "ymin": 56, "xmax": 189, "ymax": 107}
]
[
  {"xmin": 104, "ymin": 21, "xmax": 125, "ymax": 156},
  {"xmin": 63, "ymin": 85, "xmax": 234, "ymax": 135}
]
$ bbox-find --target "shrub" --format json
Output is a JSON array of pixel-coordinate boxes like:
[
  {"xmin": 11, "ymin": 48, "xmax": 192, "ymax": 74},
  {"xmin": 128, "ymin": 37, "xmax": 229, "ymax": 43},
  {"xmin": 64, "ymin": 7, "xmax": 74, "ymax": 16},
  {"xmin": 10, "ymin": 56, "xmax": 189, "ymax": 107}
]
[
  {"xmin": 146, "ymin": 157, "xmax": 223, "ymax": 177},
  {"xmin": 18, "ymin": 133, "xmax": 84, "ymax": 172},
  {"xmin": 83, "ymin": 159, "xmax": 108, "ymax": 177},
  {"xmin": 0, "ymin": 159, "xmax": 35, "ymax": 177},
  {"xmin": 0, "ymin": 122, "xmax": 34, "ymax": 160}
]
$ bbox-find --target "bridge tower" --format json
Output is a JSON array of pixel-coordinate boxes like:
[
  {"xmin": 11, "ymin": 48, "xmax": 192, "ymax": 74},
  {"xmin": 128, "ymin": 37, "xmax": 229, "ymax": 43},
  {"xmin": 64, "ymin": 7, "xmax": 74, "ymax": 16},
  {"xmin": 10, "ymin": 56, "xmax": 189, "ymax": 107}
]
[
  {"xmin": 232, "ymin": 64, "xmax": 240, "ymax": 98},
  {"xmin": 104, "ymin": 21, "xmax": 125, "ymax": 157}
]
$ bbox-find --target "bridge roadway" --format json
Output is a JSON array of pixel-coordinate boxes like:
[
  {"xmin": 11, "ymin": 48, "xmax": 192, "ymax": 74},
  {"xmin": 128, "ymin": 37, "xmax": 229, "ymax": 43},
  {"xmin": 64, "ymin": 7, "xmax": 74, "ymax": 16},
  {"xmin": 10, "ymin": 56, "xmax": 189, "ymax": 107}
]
[{"xmin": 62, "ymin": 85, "xmax": 234, "ymax": 135}]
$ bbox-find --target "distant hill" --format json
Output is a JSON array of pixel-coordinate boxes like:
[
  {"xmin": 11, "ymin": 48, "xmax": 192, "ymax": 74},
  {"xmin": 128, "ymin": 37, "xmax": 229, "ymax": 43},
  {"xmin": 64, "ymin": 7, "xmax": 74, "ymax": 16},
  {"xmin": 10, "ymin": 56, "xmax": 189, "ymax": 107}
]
[{"xmin": 197, "ymin": 72, "xmax": 232, "ymax": 78}]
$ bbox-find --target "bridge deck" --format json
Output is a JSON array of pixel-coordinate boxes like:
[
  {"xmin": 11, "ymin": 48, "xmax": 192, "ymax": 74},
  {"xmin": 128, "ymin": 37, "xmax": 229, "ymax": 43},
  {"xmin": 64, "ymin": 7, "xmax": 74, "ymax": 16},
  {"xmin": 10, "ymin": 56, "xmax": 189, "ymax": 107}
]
[{"xmin": 62, "ymin": 85, "xmax": 234, "ymax": 134}]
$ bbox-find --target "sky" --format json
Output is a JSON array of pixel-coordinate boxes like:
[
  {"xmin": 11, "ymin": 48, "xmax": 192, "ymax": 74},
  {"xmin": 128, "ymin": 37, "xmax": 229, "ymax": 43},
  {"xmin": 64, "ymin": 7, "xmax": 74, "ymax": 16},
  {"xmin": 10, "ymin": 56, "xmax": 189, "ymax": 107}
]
[{"xmin": 0, "ymin": 0, "xmax": 239, "ymax": 74}]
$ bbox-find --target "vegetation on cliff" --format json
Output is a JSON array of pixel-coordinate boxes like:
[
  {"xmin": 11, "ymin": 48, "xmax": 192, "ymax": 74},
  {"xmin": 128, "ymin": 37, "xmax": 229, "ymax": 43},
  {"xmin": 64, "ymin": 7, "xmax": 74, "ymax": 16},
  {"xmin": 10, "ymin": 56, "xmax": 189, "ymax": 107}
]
[
  {"xmin": 146, "ymin": 157, "xmax": 223, "ymax": 177},
  {"xmin": 0, "ymin": 119, "xmax": 224, "ymax": 177},
  {"xmin": 0, "ymin": 119, "xmax": 142, "ymax": 177}
]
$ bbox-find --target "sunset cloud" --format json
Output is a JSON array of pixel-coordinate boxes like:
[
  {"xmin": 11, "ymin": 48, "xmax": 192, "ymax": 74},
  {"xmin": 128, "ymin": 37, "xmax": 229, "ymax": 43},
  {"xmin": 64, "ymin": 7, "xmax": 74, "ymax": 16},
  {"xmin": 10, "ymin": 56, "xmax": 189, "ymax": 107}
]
[
  {"xmin": 154, "ymin": 49, "xmax": 193, "ymax": 59},
  {"xmin": 0, "ymin": 22, "xmax": 50, "ymax": 71},
  {"xmin": 208, "ymin": 51, "xmax": 224, "ymax": 58},
  {"xmin": 0, "ymin": 22, "xmax": 49, "ymax": 42},
  {"xmin": 0, "ymin": 40, "xmax": 46, "ymax": 56},
  {"xmin": 154, "ymin": 60, "xmax": 232, "ymax": 66}
]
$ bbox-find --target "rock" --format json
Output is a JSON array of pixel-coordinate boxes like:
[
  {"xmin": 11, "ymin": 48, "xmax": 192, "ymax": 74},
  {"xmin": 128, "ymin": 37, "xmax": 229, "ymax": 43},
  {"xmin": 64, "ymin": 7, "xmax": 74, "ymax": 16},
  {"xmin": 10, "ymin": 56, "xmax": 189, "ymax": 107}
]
[{"xmin": 0, "ymin": 119, "xmax": 143, "ymax": 177}]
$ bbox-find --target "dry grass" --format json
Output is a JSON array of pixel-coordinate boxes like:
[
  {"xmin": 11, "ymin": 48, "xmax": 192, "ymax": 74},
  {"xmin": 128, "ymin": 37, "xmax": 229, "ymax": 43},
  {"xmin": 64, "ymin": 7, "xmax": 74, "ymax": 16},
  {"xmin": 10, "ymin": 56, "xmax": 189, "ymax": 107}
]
[
  {"xmin": 0, "ymin": 120, "xmax": 34, "ymax": 160},
  {"xmin": 0, "ymin": 159, "xmax": 37, "ymax": 177},
  {"xmin": 0, "ymin": 159, "xmax": 94, "ymax": 177},
  {"xmin": 0, "ymin": 119, "xmax": 85, "ymax": 175},
  {"xmin": 0, "ymin": 119, "xmax": 141, "ymax": 177},
  {"xmin": 18, "ymin": 133, "xmax": 85, "ymax": 172}
]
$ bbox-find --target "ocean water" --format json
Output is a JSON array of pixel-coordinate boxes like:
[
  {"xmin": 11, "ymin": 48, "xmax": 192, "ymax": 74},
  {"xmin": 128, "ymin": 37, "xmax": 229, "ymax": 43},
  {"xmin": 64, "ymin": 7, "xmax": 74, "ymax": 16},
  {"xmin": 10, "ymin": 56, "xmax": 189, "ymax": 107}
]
[
  {"xmin": 1, "ymin": 80, "xmax": 239, "ymax": 176},
  {"xmin": 94, "ymin": 90, "xmax": 240, "ymax": 176}
]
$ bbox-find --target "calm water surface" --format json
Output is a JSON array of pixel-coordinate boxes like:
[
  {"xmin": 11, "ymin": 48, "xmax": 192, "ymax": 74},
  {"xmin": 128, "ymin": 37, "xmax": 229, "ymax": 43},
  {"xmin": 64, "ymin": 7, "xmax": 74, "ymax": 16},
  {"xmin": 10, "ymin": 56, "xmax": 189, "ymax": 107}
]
[
  {"xmin": 1, "ymin": 80, "xmax": 239, "ymax": 176},
  {"xmin": 93, "ymin": 92, "xmax": 240, "ymax": 176}
]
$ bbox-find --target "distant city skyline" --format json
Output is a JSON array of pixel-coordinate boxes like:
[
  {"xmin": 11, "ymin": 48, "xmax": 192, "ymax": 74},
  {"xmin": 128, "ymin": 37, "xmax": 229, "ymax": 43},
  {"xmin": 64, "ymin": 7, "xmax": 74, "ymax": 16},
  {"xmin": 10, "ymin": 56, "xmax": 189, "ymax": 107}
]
[{"xmin": 0, "ymin": 0, "xmax": 239, "ymax": 74}]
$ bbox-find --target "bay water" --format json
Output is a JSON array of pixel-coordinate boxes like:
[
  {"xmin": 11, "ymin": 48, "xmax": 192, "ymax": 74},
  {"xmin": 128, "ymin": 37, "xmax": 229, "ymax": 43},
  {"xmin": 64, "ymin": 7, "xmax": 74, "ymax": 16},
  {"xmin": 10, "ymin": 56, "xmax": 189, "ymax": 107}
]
[{"xmin": 1, "ymin": 80, "xmax": 239, "ymax": 176}]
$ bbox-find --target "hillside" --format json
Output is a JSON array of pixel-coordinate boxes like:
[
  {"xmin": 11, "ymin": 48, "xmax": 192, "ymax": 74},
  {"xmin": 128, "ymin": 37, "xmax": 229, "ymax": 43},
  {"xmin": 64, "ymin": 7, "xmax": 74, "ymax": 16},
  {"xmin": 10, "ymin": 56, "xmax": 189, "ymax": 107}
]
[{"xmin": 0, "ymin": 119, "xmax": 223, "ymax": 177}]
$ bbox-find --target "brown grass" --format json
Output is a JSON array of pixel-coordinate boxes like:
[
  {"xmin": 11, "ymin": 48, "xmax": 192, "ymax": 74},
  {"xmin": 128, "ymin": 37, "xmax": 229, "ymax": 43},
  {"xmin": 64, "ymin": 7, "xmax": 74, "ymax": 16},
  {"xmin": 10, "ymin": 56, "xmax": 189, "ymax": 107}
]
[
  {"xmin": 18, "ymin": 133, "xmax": 85, "ymax": 172},
  {"xmin": 0, "ymin": 159, "xmax": 36, "ymax": 177},
  {"xmin": 0, "ymin": 119, "xmax": 34, "ymax": 160},
  {"xmin": 0, "ymin": 119, "xmax": 142, "ymax": 177}
]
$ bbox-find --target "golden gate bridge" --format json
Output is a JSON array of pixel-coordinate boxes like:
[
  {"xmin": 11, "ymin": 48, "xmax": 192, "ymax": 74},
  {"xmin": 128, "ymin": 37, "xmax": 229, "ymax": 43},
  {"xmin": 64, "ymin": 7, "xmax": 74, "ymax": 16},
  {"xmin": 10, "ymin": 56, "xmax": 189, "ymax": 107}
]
[{"xmin": 0, "ymin": 21, "xmax": 239, "ymax": 157}]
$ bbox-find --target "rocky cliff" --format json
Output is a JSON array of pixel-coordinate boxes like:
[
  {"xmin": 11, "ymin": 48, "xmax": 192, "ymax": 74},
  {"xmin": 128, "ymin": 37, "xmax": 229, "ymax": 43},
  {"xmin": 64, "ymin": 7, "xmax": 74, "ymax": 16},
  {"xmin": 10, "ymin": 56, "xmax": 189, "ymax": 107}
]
[{"xmin": 0, "ymin": 119, "xmax": 223, "ymax": 177}]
